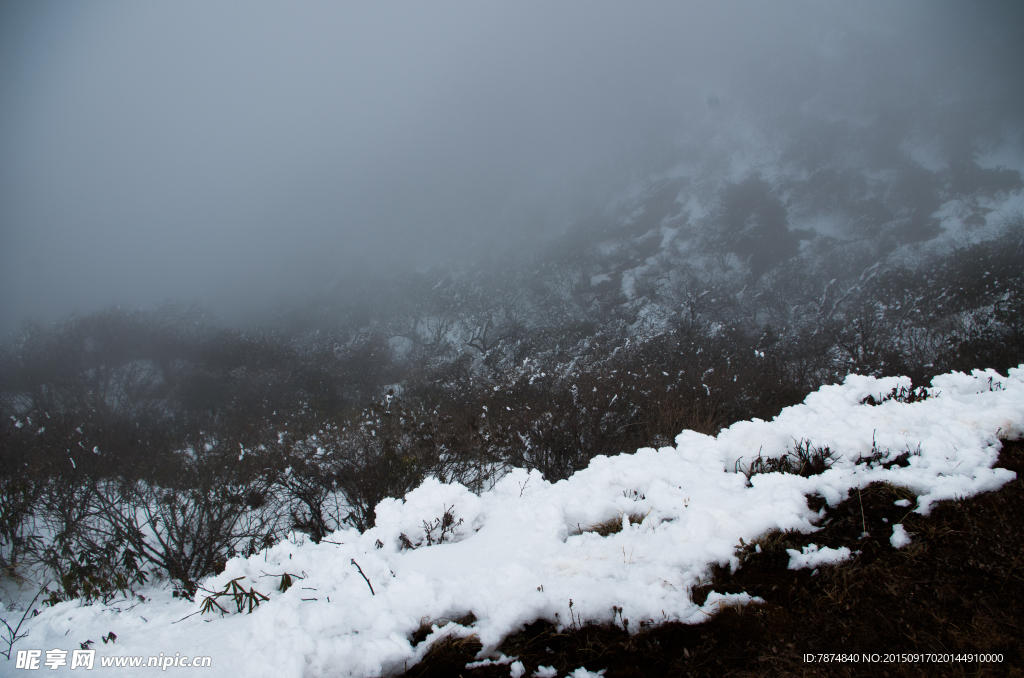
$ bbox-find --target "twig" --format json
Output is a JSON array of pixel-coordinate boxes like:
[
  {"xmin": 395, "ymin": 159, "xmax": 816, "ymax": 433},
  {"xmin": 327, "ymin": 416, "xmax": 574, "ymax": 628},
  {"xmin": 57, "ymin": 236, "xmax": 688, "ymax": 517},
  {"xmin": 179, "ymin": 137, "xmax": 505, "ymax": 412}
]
[
  {"xmin": 258, "ymin": 570, "xmax": 304, "ymax": 580},
  {"xmin": 171, "ymin": 610, "xmax": 201, "ymax": 625},
  {"xmin": 1, "ymin": 584, "xmax": 46, "ymax": 660},
  {"xmin": 858, "ymin": 486, "xmax": 867, "ymax": 537},
  {"xmin": 351, "ymin": 559, "xmax": 374, "ymax": 595}
]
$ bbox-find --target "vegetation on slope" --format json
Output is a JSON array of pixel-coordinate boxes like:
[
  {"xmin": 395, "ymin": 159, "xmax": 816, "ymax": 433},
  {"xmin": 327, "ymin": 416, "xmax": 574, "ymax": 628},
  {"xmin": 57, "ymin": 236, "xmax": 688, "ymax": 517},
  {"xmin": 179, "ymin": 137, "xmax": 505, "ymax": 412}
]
[{"xmin": 0, "ymin": 212, "xmax": 1022, "ymax": 651}]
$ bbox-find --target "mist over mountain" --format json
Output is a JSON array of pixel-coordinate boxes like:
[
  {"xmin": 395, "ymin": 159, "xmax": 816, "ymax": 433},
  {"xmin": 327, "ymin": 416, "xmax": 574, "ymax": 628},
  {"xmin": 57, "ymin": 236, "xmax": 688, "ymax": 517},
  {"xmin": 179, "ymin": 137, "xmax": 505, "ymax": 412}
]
[{"xmin": 2, "ymin": 2, "xmax": 1022, "ymax": 334}]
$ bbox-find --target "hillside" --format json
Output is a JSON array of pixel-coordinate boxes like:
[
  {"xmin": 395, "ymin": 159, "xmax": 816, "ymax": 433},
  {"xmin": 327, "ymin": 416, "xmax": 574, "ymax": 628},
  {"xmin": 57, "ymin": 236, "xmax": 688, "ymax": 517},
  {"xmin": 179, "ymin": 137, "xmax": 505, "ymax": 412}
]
[
  {"xmin": 407, "ymin": 439, "xmax": 1024, "ymax": 678},
  {"xmin": 4, "ymin": 4, "xmax": 1024, "ymax": 676},
  {"xmin": 3, "ymin": 82, "xmax": 1024, "ymax": 678},
  {"xmin": 4, "ymin": 368, "xmax": 1021, "ymax": 676}
]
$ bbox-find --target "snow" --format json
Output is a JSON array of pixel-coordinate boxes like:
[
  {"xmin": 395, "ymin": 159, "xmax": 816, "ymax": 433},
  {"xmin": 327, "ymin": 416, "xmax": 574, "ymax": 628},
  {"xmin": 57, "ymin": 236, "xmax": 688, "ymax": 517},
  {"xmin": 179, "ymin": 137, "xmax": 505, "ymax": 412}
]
[
  {"xmin": 465, "ymin": 654, "xmax": 516, "ymax": 669},
  {"xmin": 566, "ymin": 668, "xmax": 605, "ymax": 678},
  {"xmin": 786, "ymin": 544, "xmax": 852, "ymax": 570},
  {"xmin": 890, "ymin": 524, "xmax": 912, "ymax": 549},
  {"xmin": 10, "ymin": 366, "xmax": 1024, "ymax": 677}
]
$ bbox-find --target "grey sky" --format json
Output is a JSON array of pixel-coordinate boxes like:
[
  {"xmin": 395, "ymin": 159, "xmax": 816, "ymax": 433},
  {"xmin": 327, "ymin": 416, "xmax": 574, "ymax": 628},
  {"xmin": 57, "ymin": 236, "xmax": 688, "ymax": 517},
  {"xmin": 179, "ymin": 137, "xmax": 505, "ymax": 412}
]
[{"xmin": 1, "ymin": 2, "xmax": 1020, "ymax": 333}]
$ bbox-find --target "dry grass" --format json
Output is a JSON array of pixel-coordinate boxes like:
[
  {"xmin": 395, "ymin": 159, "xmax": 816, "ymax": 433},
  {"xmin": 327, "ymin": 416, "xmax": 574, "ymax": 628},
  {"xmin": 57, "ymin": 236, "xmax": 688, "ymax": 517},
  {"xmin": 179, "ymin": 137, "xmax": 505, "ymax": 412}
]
[
  {"xmin": 643, "ymin": 397, "xmax": 724, "ymax": 442},
  {"xmin": 578, "ymin": 510, "xmax": 651, "ymax": 537}
]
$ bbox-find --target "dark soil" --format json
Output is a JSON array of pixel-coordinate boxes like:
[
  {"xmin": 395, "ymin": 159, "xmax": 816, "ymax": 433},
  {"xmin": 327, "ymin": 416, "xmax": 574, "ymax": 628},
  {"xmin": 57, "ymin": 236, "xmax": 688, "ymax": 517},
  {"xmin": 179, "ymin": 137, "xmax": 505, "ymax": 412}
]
[{"xmin": 396, "ymin": 439, "xmax": 1024, "ymax": 677}]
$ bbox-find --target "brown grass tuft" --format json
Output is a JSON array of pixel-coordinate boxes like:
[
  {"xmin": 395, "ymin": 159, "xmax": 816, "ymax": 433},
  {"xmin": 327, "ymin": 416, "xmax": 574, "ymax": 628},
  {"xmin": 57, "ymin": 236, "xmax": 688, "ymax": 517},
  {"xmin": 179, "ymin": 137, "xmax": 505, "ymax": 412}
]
[{"xmin": 579, "ymin": 510, "xmax": 651, "ymax": 537}]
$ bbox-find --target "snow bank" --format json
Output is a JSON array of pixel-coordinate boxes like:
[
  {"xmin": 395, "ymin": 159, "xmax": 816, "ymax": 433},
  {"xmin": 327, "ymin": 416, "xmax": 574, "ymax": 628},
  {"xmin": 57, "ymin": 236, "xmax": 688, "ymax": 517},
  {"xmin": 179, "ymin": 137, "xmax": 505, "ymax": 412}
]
[{"xmin": 12, "ymin": 367, "xmax": 1023, "ymax": 676}]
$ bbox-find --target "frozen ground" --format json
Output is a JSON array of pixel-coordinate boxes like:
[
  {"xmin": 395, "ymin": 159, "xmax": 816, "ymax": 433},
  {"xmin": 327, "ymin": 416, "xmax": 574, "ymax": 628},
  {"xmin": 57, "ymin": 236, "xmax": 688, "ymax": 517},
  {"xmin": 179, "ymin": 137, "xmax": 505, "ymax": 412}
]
[{"xmin": 5, "ymin": 367, "xmax": 1023, "ymax": 677}]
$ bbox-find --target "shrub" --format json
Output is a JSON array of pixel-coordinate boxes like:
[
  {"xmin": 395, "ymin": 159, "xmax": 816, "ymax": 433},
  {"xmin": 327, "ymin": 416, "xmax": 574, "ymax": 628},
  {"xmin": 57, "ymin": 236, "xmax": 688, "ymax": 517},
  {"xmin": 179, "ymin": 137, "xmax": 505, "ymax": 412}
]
[{"xmin": 737, "ymin": 440, "xmax": 835, "ymax": 484}]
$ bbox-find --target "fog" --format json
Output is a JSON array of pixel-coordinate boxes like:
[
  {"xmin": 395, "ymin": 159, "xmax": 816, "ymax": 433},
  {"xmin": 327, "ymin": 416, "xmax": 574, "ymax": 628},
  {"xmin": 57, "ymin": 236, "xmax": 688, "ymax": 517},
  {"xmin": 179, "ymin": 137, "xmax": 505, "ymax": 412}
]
[{"xmin": 1, "ymin": 1, "xmax": 1021, "ymax": 334}]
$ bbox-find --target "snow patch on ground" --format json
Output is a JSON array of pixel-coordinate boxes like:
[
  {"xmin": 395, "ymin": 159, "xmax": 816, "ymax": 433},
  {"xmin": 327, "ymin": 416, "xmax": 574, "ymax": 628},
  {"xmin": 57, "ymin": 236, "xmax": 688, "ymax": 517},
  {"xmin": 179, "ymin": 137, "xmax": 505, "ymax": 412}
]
[
  {"xmin": 890, "ymin": 524, "xmax": 912, "ymax": 549},
  {"xmin": 786, "ymin": 544, "xmax": 852, "ymax": 570},
  {"xmin": 567, "ymin": 668, "xmax": 606, "ymax": 678}
]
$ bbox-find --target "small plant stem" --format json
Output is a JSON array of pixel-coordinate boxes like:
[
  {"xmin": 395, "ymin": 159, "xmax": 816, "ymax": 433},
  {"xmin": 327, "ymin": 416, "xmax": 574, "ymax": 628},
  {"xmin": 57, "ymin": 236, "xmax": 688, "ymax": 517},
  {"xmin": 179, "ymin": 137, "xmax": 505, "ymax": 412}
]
[
  {"xmin": 858, "ymin": 486, "xmax": 867, "ymax": 536},
  {"xmin": 351, "ymin": 559, "xmax": 374, "ymax": 595},
  {"xmin": 1, "ymin": 583, "xmax": 47, "ymax": 660}
]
